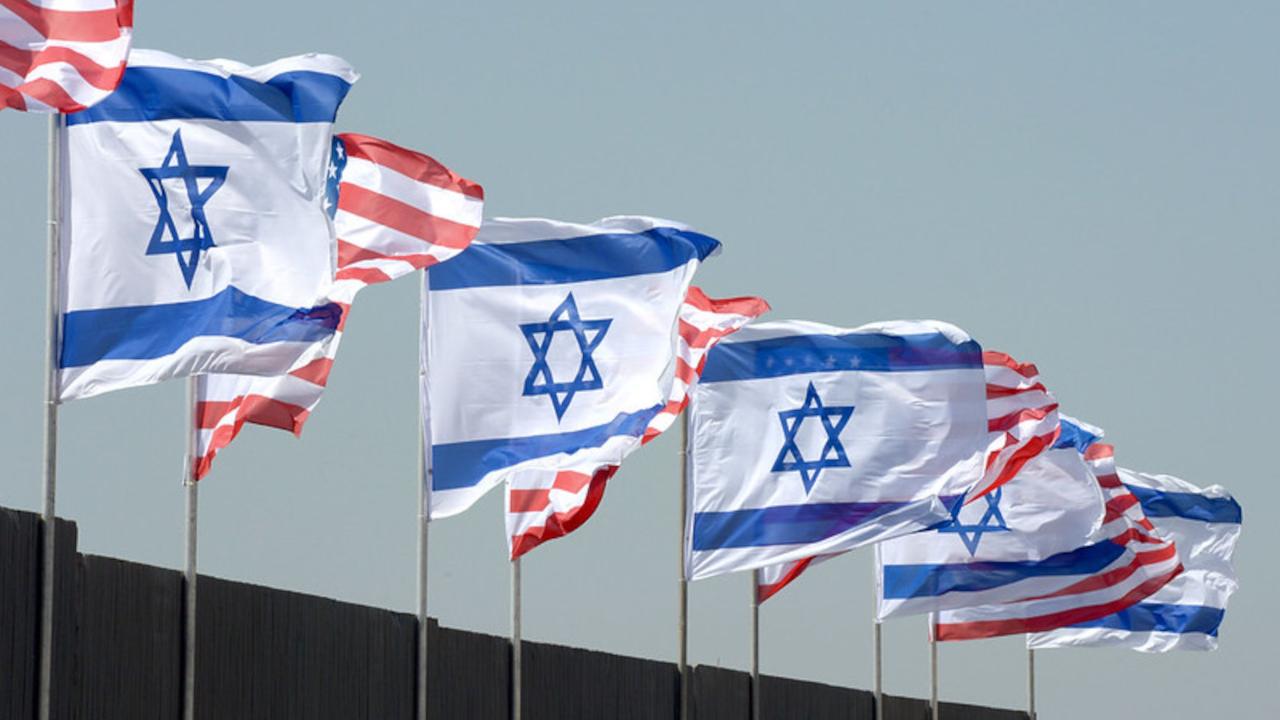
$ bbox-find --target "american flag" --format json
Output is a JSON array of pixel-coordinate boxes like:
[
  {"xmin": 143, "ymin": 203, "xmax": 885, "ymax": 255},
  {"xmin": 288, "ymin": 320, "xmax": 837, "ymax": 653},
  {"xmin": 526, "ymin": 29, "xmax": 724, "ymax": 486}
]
[
  {"xmin": 931, "ymin": 441, "xmax": 1183, "ymax": 640},
  {"xmin": 505, "ymin": 288, "xmax": 769, "ymax": 558},
  {"xmin": 754, "ymin": 349, "xmax": 1063, "ymax": 603},
  {"xmin": 1, "ymin": 0, "xmax": 133, "ymax": 113},
  {"xmin": 193, "ymin": 132, "xmax": 484, "ymax": 480}
]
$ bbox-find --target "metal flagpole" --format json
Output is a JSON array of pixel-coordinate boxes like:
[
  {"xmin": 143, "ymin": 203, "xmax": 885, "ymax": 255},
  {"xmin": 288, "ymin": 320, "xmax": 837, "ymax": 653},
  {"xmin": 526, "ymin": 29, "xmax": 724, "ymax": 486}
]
[
  {"xmin": 929, "ymin": 631, "xmax": 939, "ymax": 720},
  {"xmin": 37, "ymin": 111, "xmax": 63, "ymax": 720},
  {"xmin": 1027, "ymin": 648, "xmax": 1036, "ymax": 720},
  {"xmin": 417, "ymin": 269, "xmax": 432, "ymax": 720},
  {"xmin": 511, "ymin": 557, "xmax": 522, "ymax": 720},
  {"xmin": 678, "ymin": 412, "xmax": 690, "ymax": 720},
  {"xmin": 872, "ymin": 553, "xmax": 883, "ymax": 720},
  {"xmin": 750, "ymin": 570, "xmax": 760, "ymax": 720},
  {"xmin": 182, "ymin": 378, "xmax": 199, "ymax": 720}
]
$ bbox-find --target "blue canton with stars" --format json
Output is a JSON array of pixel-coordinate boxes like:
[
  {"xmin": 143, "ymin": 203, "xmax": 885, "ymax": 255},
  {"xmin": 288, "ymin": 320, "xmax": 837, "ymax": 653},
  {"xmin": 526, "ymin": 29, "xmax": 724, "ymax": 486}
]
[
  {"xmin": 139, "ymin": 130, "xmax": 229, "ymax": 289},
  {"xmin": 325, "ymin": 135, "xmax": 347, "ymax": 220},
  {"xmin": 935, "ymin": 488, "xmax": 1011, "ymax": 556},
  {"xmin": 771, "ymin": 382, "xmax": 856, "ymax": 494},
  {"xmin": 520, "ymin": 293, "xmax": 612, "ymax": 421}
]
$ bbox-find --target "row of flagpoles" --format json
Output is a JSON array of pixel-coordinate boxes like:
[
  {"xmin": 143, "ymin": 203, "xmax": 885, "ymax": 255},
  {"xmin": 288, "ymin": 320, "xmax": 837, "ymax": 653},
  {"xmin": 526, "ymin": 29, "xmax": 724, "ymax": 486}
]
[{"xmin": 7, "ymin": 5, "xmax": 1241, "ymax": 720}]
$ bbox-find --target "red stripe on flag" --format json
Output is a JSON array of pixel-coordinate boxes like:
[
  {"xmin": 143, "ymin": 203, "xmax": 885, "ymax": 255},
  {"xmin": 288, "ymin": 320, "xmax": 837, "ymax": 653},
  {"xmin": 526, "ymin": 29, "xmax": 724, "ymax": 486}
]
[
  {"xmin": 1103, "ymin": 493, "xmax": 1140, "ymax": 523},
  {"xmin": 510, "ymin": 467, "xmax": 619, "ymax": 559},
  {"xmin": 968, "ymin": 429, "xmax": 1059, "ymax": 504},
  {"xmin": 335, "ymin": 265, "xmax": 393, "ymax": 284},
  {"xmin": 337, "ymin": 184, "xmax": 478, "ymax": 250},
  {"xmin": 1084, "ymin": 443, "xmax": 1115, "ymax": 461},
  {"xmin": 339, "ymin": 133, "xmax": 485, "ymax": 199},
  {"xmin": 0, "ymin": 41, "xmax": 125, "ymax": 90},
  {"xmin": 10, "ymin": 76, "xmax": 83, "ymax": 112},
  {"xmin": 985, "ymin": 382, "xmax": 1048, "ymax": 399},
  {"xmin": 682, "ymin": 286, "xmax": 772, "ymax": 317},
  {"xmin": 196, "ymin": 399, "xmax": 238, "ymax": 429},
  {"xmin": 757, "ymin": 557, "xmax": 814, "ymax": 604},
  {"xmin": 288, "ymin": 357, "xmax": 333, "ymax": 386},
  {"xmin": 1095, "ymin": 472, "xmax": 1124, "ymax": 489},
  {"xmin": 934, "ymin": 565, "xmax": 1182, "ymax": 641},
  {"xmin": 1029, "ymin": 543, "xmax": 1178, "ymax": 601},
  {"xmin": 982, "ymin": 350, "xmax": 1039, "ymax": 378},
  {"xmin": 987, "ymin": 403, "xmax": 1058, "ymax": 433},
  {"xmin": 336, "ymin": 238, "xmax": 438, "ymax": 272},
  {"xmin": 0, "ymin": 0, "xmax": 133, "ymax": 42}
]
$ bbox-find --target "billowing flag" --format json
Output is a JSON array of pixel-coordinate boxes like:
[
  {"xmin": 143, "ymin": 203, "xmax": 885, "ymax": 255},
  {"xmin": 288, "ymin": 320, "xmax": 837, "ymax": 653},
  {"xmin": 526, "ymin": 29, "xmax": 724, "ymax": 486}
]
[
  {"xmin": 58, "ymin": 49, "xmax": 358, "ymax": 400},
  {"xmin": 1, "ymin": 0, "xmax": 133, "ymax": 113},
  {"xmin": 193, "ymin": 133, "xmax": 484, "ymax": 479},
  {"xmin": 755, "ymin": 351, "xmax": 1066, "ymax": 603},
  {"xmin": 1029, "ymin": 470, "xmax": 1240, "ymax": 652},
  {"xmin": 931, "ymin": 441, "xmax": 1182, "ymax": 640},
  {"xmin": 505, "ymin": 288, "xmax": 768, "ymax": 557},
  {"xmin": 876, "ymin": 416, "xmax": 1104, "ymax": 619},
  {"xmin": 425, "ymin": 217, "xmax": 743, "ymax": 527},
  {"xmin": 685, "ymin": 320, "xmax": 989, "ymax": 582}
]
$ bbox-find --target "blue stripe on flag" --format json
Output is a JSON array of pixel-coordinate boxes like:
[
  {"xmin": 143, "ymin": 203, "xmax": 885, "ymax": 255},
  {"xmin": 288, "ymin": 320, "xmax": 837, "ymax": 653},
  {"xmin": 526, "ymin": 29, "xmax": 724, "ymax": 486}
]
[
  {"xmin": 60, "ymin": 287, "xmax": 342, "ymax": 368},
  {"xmin": 1125, "ymin": 485, "xmax": 1242, "ymax": 524},
  {"xmin": 431, "ymin": 405, "xmax": 664, "ymax": 491},
  {"xmin": 1053, "ymin": 419, "xmax": 1101, "ymax": 452},
  {"xmin": 690, "ymin": 501, "xmax": 918, "ymax": 550},
  {"xmin": 66, "ymin": 67, "xmax": 353, "ymax": 125},
  {"xmin": 699, "ymin": 331, "xmax": 984, "ymax": 383},
  {"xmin": 879, "ymin": 540, "xmax": 1128, "ymax": 599},
  {"xmin": 426, "ymin": 228, "xmax": 721, "ymax": 290},
  {"xmin": 1069, "ymin": 603, "xmax": 1225, "ymax": 635}
]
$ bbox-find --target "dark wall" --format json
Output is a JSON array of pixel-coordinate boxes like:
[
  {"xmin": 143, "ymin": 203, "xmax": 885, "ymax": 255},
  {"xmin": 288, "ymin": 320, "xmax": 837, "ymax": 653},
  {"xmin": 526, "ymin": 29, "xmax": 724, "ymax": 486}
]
[{"xmin": 0, "ymin": 506, "xmax": 1030, "ymax": 720}]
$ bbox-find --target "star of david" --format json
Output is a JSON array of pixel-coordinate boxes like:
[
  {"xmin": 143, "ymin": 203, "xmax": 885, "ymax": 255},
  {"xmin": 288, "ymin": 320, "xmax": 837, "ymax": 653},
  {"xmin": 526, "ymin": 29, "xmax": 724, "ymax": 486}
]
[
  {"xmin": 520, "ymin": 293, "xmax": 612, "ymax": 421},
  {"xmin": 770, "ymin": 382, "xmax": 856, "ymax": 494},
  {"xmin": 936, "ymin": 488, "xmax": 1011, "ymax": 556},
  {"xmin": 139, "ymin": 130, "xmax": 228, "ymax": 288}
]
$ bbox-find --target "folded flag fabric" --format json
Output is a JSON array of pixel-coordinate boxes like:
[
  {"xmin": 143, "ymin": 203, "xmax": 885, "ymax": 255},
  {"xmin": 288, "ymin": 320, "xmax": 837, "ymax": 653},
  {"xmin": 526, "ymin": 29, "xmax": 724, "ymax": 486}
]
[
  {"xmin": 755, "ymin": 350, "xmax": 1067, "ymax": 603},
  {"xmin": 685, "ymin": 320, "xmax": 989, "ymax": 582},
  {"xmin": 504, "ymin": 288, "xmax": 768, "ymax": 557},
  {"xmin": 193, "ymin": 133, "xmax": 484, "ymax": 479},
  {"xmin": 58, "ymin": 49, "xmax": 358, "ymax": 400},
  {"xmin": 931, "ymin": 440, "xmax": 1183, "ymax": 640},
  {"xmin": 424, "ymin": 216, "xmax": 738, "ymax": 525},
  {"xmin": 876, "ymin": 415, "xmax": 1104, "ymax": 619},
  {"xmin": 1028, "ymin": 469, "xmax": 1241, "ymax": 652},
  {"xmin": 1, "ymin": 0, "xmax": 133, "ymax": 112}
]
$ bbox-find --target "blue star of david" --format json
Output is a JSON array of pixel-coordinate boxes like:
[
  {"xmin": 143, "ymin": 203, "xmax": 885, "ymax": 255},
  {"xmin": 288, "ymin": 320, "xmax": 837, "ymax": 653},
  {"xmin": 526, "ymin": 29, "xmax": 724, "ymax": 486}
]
[
  {"xmin": 139, "ymin": 130, "xmax": 228, "ymax": 288},
  {"xmin": 771, "ymin": 382, "xmax": 856, "ymax": 494},
  {"xmin": 520, "ymin": 293, "xmax": 612, "ymax": 420},
  {"xmin": 936, "ymin": 488, "xmax": 1011, "ymax": 556}
]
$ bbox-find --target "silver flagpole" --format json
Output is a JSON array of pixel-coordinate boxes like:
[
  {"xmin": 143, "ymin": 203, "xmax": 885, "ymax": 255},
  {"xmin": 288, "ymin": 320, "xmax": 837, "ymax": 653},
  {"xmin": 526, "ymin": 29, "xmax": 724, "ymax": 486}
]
[
  {"xmin": 182, "ymin": 378, "xmax": 199, "ymax": 720},
  {"xmin": 872, "ymin": 552, "xmax": 883, "ymax": 720},
  {"xmin": 511, "ymin": 557, "xmax": 522, "ymax": 720},
  {"xmin": 750, "ymin": 570, "xmax": 760, "ymax": 720},
  {"xmin": 417, "ymin": 269, "xmax": 432, "ymax": 720},
  {"xmin": 929, "ymin": 630, "xmax": 939, "ymax": 720},
  {"xmin": 678, "ymin": 412, "xmax": 690, "ymax": 720},
  {"xmin": 37, "ymin": 112, "xmax": 63, "ymax": 720},
  {"xmin": 1027, "ymin": 648, "xmax": 1036, "ymax": 720}
]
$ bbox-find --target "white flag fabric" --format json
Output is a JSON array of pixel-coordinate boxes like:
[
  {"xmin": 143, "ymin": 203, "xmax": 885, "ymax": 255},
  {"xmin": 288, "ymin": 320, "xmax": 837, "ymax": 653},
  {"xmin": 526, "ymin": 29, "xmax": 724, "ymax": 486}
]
[
  {"xmin": 931, "ymin": 441, "xmax": 1182, "ymax": 640},
  {"xmin": 58, "ymin": 49, "xmax": 358, "ymax": 400},
  {"xmin": 685, "ymin": 320, "xmax": 989, "ymax": 581},
  {"xmin": 1028, "ymin": 469, "xmax": 1241, "ymax": 652},
  {"xmin": 755, "ymin": 350, "xmax": 1066, "ymax": 603},
  {"xmin": 876, "ymin": 416, "xmax": 1105, "ymax": 619},
  {"xmin": 424, "ymin": 216, "xmax": 735, "ymax": 525},
  {"xmin": 504, "ymin": 288, "xmax": 768, "ymax": 557}
]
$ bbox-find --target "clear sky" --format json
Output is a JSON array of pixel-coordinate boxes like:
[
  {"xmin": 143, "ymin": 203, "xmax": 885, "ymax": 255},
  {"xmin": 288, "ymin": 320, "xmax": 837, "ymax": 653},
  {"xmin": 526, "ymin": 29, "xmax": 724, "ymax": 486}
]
[{"xmin": 1, "ymin": 2, "xmax": 1275, "ymax": 717}]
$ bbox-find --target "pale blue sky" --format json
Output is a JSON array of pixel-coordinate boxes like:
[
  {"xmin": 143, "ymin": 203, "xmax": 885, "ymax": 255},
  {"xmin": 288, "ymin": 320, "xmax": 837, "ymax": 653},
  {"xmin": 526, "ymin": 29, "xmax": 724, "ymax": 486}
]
[{"xmin": 1, "ymin": 2, "xmax": 1275, "ymax": 717}]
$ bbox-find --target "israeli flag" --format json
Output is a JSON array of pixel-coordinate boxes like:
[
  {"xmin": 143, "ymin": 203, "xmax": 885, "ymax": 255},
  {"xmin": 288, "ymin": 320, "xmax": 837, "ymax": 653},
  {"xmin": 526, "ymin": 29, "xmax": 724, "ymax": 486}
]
[
  {"xmin": 1028, "ymin": 469, "xmax": 1241, "ymax": 652},
  {"xmin": 685, "ymin": 320, "xmax": 988, "ymax": 581},
  {"xmin": 425, "ymin": 216, "xmax": 720, "ymax": 517},
  {"xmin": 57, "ymin": 49, "xmax": 358, "ymax": 400},
  {"xmin": 876, "ymin": 417, "xmax": 1108, "ymax": 619}
]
